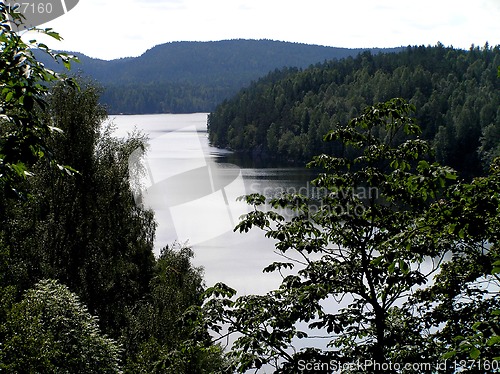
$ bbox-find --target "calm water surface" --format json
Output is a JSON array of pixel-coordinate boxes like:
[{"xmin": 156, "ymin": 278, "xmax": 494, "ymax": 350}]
[
  {"xmin": 111, "ymin": 113, "xmax": 317, "ymax": 294},
  {"xmin": 110, "ymin": 113, "xmax": 458, "ymax": 359}
]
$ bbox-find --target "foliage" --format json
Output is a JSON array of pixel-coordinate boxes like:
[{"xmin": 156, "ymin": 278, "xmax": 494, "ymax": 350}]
[
  {"xmin": 208, "ymin": 43, "xmax": 500, "ymax": 178},
  {"xmin": 124, "ymin": 243, "xmax": 229, "ymax": 373},
  {"xmin": 1, "ymin": 81, "xmax": 156, "ymax": 338},
  {"xmin": 0, "ymin": 279, "xmax": 121, "ymax": 373},
  {"xmin": 101, "ymin": 81, "xmax": 233, "ymax": 114},
  {"xmin": 0, "ymin": 13, "xmax": 227, "ymax": 372},
  {"xmin": 0, "ymin": 3, "xmax": 75, "ymax": 198},
  {"xmin": 201, "ymin": 99, "xmax": 500, "ymax": 373},
  {"xmin": 405, "ymin": 63, "xmax": 500, "ymax": 371},
  {"xmin": 0, "ymin": 79, "xmax": 227, "ymax": 371},
  {"xmin": 413, "ymin": 157, "xmax": 500, "ymax": 372}
]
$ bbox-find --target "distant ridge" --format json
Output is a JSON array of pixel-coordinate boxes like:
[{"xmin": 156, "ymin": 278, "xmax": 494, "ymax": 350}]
[{"xmin": 40, "ymin": 39, "xmax": 403, "ymax": 113}]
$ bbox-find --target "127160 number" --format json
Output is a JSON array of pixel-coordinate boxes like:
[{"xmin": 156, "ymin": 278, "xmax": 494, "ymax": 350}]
[{"xmin": 7, "ymin": 2, "xmax": 53, "ymax": 14}]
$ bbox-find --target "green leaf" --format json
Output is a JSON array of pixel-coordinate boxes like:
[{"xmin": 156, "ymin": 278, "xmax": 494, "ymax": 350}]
[
  {"xmin": 399, "ymin": 260, "xmax": 409, "ymax": 274},
  {"xmin": 487, "ymin": 336, "xmax": 500, "ymax": 346},
  {"xmin": 472, "ymin": 321, "xmax": 483, "ymax": 330},
  {"xmin": 371, "ymin": 256, "xmax": 384, "ymax": 266},
  {"xmin": 442, "ymin": 350, "xmax": 456, "ymax": 360},
  {"xmin": 469, "ymin": 347, "xmax": 481, "ymax": 359},
  {"xmin": 445, "ymin": 171, "xmax": 457, "ymax": 180},
  {"xmin": 417, "ymin": 160, "xmax": 429, "ymax": 171},
  {"xmin": 5, "ymin": 91, "xmax": 13, "ymax": 102},
  {"xmin": 63, "ymin": 59, "xmax": 72, "ymax": 70},
  {"xmin": 388, "ymin": 261, "xmax": 396, "ymax": 274},
  {"xmin": 11, "ymin": 162, "xmax": 28, "ymax": 177}
]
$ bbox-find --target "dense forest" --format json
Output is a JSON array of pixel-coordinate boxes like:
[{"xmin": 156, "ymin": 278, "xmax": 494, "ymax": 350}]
[
  {"xmin": 208, "ymin": 43, "xmax": 500, "ymax": 178},
  {"xmin": 37, "ymin": 40, "xmax": 401, "ymax": 113}
]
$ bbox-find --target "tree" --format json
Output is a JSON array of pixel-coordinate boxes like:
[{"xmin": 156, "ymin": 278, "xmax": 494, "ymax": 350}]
[
  {"xmin": 123, "ymin": 243, "xmax": 228, "ymax": 373},
  {"xmin": 0, "ymin": 6, "xmax": 82, "ymax": 362},
  {"xmin": 0, "ymin": 3, "xmax": 75, "ymax": 199},
  {"xmin": 0, "ymin": 279, "xmax": 121, "ymax": 372},
  {"xmin": 1, "ymin": 79, "xmax": 157, "ymax": 336},
  {"xmin": 414, "ymin": 56, "xmax": 500, "ymax": 368},
  {"xmin": 1, "ymin": 76, "xmax": 227, "ymax": 372},
  {"xmin": 412, "ymin": 156, "xmax": 500, "ymax": 372},
  {"xmin": 1, "ymin": 9, "xmax": 227, "ymax": 372},
  {"xmin": 203, "ymin": 99, "xmax": 465, "ymax": 373},
  {"xmin": 207, "ymin": 44, "xmax": 500, "ymax": 176}
]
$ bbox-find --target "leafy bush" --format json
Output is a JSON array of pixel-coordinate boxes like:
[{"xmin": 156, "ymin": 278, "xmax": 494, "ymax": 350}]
[{"xmin": 0, "ymin": 279, "xmax": 121, "ymax": 373}]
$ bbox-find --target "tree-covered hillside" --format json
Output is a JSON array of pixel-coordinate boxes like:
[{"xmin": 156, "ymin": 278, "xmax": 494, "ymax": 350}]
[
  {"xmin": 208, "ymin": 43, "xmax": 500, "ymax": 177},
  {"xmin": 38, "ymin": 40, "xmax": 401, "ymax": 113}
]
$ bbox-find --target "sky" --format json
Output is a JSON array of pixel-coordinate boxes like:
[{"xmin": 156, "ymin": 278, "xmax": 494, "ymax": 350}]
[{"xmin": 30, "ymin": 0, "xmax": 500, "ymax": 60}]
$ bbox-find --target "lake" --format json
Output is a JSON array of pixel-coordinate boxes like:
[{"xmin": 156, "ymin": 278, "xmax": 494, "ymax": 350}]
[
  {"xmin": 110, "ymin": 113, "xmax": 461, "ymax": 360},
  {"xmin": 111, "ymin": 113, "xmax": 317, "ymax": 294}
]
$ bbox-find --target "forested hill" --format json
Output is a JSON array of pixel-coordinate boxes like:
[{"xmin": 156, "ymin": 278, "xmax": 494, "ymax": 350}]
[
  {"xmin": 39, "ymin": 39, "xmax": 401, "ymax": 113},
  {"xmin": 208, "ymin": 43, "xmax": 500, "ymax": 178}
]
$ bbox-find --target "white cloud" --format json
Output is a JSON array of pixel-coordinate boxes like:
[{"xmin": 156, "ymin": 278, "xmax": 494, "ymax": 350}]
[{"xmin": 32, "ymin": 0, "xmax": 500, "ymax": 60}]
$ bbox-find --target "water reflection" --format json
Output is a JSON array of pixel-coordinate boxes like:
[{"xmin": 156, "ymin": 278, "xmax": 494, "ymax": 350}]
[{"xmin": 111, "ymin": 113, "xmax": 316, "ymax": 294}]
